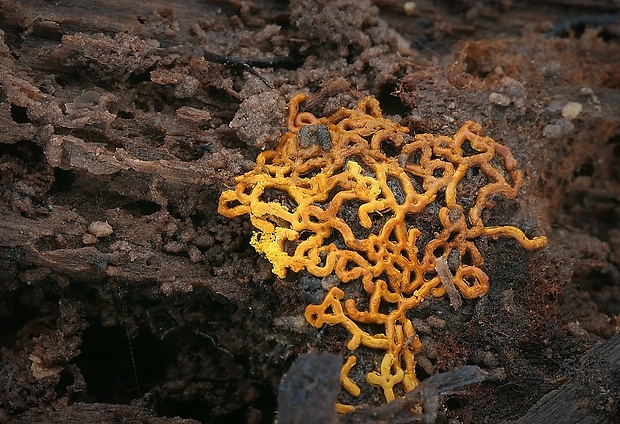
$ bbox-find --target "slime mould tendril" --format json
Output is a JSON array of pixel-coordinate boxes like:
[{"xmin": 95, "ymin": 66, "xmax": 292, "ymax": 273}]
[{"xmin": 218, "ymin": 93, "xmax": 547, "ymax": 412}]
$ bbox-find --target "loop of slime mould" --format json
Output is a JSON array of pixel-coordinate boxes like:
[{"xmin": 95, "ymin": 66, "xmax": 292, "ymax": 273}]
[{"xmin": 218, "ymin": 93, "xmax": 547, "ymax": 412}]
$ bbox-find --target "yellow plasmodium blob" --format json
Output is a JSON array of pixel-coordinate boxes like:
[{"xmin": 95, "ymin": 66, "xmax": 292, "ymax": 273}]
[{"xmin": 218, "ymin": 93, "xmax": 547, "ymax": 409}]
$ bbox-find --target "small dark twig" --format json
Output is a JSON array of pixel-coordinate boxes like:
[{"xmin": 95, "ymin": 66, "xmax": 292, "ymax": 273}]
[
  {"xmin": 435, "ymin": 256, "xmax": 462, "ymax": 310},
  {"xmin": 203, "ymin": 50, "xmax": 304, "ymax": 89},
  {"xmin": 341, "ymin": 365, "xmax": 486, "ymax": 424},
  {"xmin": 546, "ymin": 12, "xmax": 620, "ymax": 37}
]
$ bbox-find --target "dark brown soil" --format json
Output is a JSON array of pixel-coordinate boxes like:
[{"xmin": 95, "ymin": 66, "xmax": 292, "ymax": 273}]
[{"xmin": 1, "ymin": 1, "xmax": 619, "ymax": 423}]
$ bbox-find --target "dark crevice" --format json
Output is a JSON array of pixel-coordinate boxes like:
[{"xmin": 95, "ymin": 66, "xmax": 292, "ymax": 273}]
[
  {"xmin": 123, "ymin": 200, "xmax": 162, "ymax": 217},
  {"xmin": 76, "ymin": 324, "xmax": 172, "ymax": 404},
  {"xmin": 10, "ymin": 104, "xmax": 30, "ymax": 123},
  {"xmin": 376, "ymin": 83, "xmax": 408, "ymax": 117}
]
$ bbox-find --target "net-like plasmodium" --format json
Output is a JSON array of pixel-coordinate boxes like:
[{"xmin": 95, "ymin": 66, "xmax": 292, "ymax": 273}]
[{"xmin": 218, "ymin": 93, "xmax": 547, "ymax": 411}]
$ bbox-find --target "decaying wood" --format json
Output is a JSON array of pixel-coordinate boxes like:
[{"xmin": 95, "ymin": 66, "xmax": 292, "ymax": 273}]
[
  {"xmin": 514, "ymin": 333, "xmax": 620, "ymax": 424},
  {"xmin": 1, "ymin": 0, "xmax": 619, "ymax": 422}
]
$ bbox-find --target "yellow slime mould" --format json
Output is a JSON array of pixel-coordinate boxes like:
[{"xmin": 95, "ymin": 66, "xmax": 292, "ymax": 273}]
[{"xmin": 218, "ymin": 93, "xmax": 547, "ymax": 410}]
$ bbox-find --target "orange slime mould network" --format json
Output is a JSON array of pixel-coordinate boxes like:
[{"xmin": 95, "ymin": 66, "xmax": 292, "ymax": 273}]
[{"xmin": 218, "ymin": 93, "xmax": 547, "ymax": 412}]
